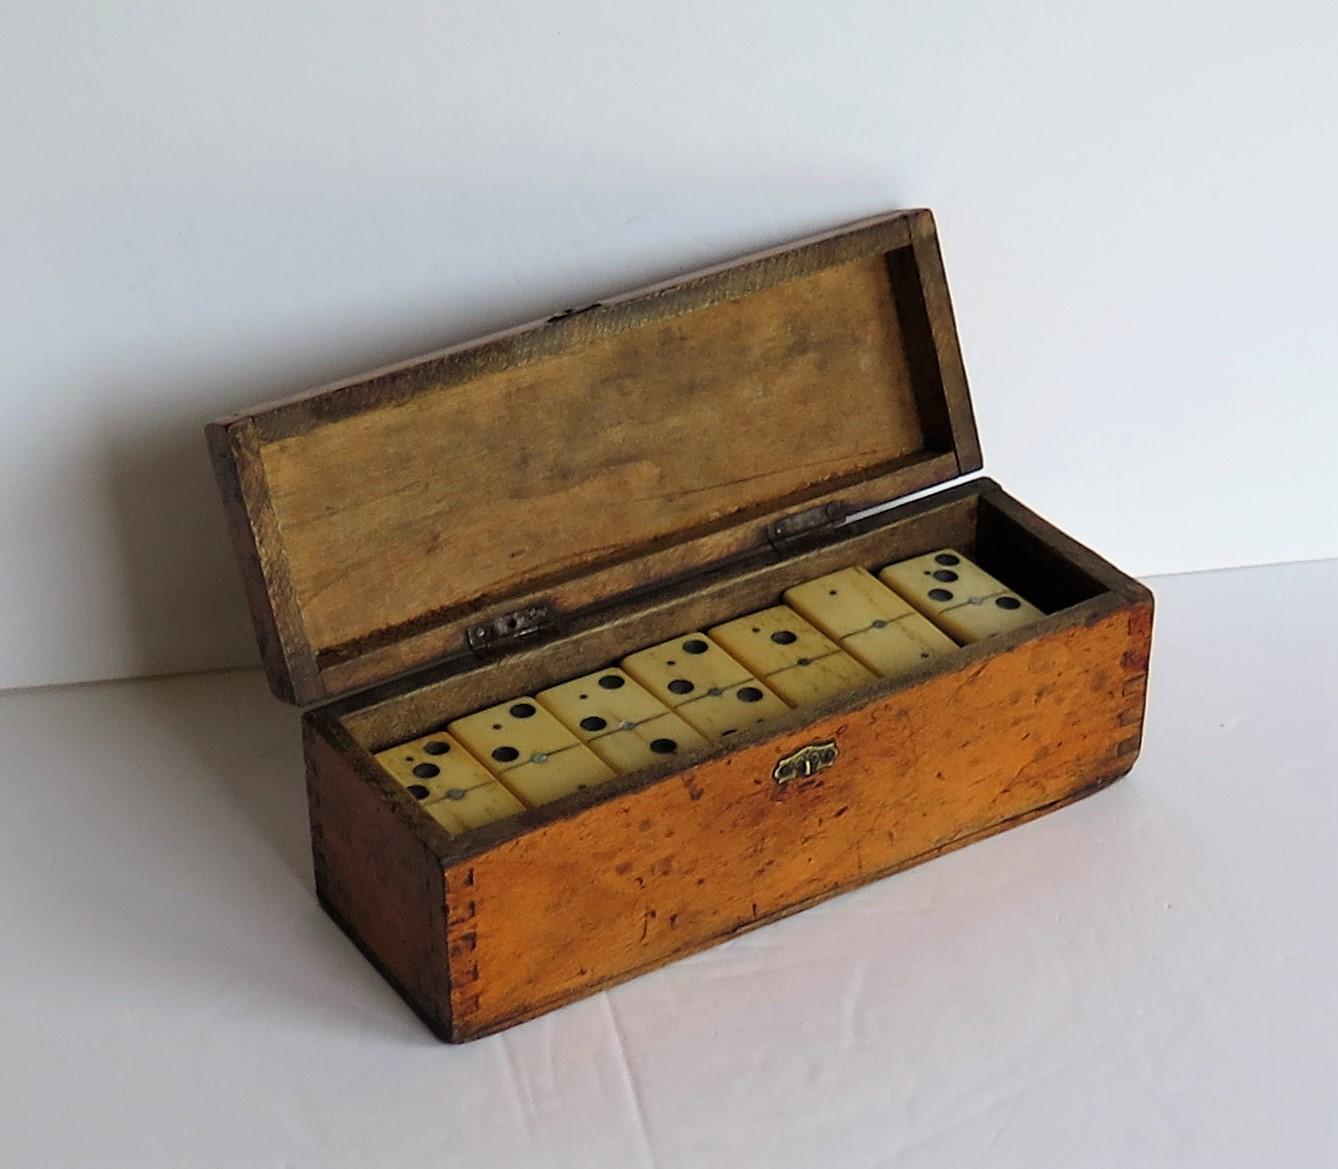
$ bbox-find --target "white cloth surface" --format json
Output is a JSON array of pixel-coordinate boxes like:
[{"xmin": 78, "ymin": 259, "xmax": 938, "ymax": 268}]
[{"xmin": 1, "ymin": 559, "xmax": 1334, "ymax": 1168}]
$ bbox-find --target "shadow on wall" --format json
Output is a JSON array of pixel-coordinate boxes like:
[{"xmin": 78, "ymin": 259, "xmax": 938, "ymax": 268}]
[{"xmin": 102, "ymin": 383, "xmax": 260, "ymax": 682}]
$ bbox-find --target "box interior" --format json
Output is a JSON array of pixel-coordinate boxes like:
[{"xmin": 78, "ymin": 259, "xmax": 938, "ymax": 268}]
[{"xmin": 333, "ymin": 487, "xmax": 1119, "ymax": 811}]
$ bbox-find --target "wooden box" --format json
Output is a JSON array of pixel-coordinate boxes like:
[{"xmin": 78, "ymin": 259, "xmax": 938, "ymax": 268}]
[{"xmin": 207, "ymin": 209, "xmax": 1153, "ymax": 1042}]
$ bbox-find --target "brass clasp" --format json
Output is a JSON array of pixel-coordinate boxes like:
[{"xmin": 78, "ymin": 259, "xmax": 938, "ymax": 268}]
[{"xmin": 773, "ymin": 740, "xmax": 839, "ymax": 785}]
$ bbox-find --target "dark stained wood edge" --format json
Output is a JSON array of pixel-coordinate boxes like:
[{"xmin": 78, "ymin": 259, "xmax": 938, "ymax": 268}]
[
  {"xmin": 205, "ymin": 419, "xmax": 320, "ymax": 703},
  {"xmin": 446, "ymin": 766, "xmax": 1134, "ymax": 1042},
  {"xmin": 909, "ymin": 211, "xmax": 982, "ymax": 474}
]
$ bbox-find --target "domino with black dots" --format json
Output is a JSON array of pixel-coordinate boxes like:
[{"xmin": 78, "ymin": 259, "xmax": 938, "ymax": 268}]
[
  {"xmin": 708, "ymin": 604, "xmax": 877, "ymax": 706},
  {"xmin": 448, "ymin": 697, "xmax": 616, "ymax": 806},
  {"xmin": 538, "ymin": 667, "xmax": 710, "ymax": 774},
  {"xmin": 782, "ymin": 565, "xmax": 958, "ymax": 677},
  {"xmin": 373, "ymin": 729, "xmax": 526, "ymax": 834},
  {"xmin": 621, "ymin": 633, "xmax": 790, "ymax": 742},
  {"xmin": 878, "ymin": 549, "xmax": 1044, "ymax": 643}
]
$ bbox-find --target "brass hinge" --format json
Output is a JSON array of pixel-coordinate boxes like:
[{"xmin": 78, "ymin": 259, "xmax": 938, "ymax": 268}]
[
  {"xmin": 466, "ymin": 604, "xmax": 555, "ymax": 658},
  {"xmin": 766, "ymin": 501, "xmax": 850, "ymax": 556}
]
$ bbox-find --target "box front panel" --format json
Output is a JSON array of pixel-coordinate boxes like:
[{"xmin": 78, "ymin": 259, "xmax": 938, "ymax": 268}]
[{"xmin": 444, "ymin": 601, "xmax": 1151, "ymax": 1038}]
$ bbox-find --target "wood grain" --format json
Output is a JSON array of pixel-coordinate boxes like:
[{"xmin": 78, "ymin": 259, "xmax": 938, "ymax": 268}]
[
  {"xmin": 208, "ymin": 209, "xmax": 981, "ymax": 706},
  {"xmin": 440, "ymin": 600, "xmax": 1151, "ymax": 1040},
  {"xmin": 205, "ymin": 419, "xmax": 319, "ymax": 703},
  {"xmin": 263, "ymin": 256, "xmax": 923, "ymax": 654}
]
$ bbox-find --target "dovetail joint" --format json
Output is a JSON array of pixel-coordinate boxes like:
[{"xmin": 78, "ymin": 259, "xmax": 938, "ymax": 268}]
[{"xmin": 1122, "ymin": 673, "xmax": 1148, "ymax": 697}]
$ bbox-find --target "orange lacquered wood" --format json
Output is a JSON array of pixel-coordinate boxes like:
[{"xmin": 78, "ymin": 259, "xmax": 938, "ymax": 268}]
[{"xmin": 440, "ymin": 601, "xmax": 1151, "ymax": 1040}]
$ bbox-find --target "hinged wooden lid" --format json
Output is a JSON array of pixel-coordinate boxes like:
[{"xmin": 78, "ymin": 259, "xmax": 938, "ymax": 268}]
[{"xmin": 208, "ymin": 208, "xmax": 981, "ymax": 706}]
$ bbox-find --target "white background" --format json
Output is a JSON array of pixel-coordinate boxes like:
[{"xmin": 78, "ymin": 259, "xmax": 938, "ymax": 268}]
[{"xmin": 2, "ymin": 0, "xmax": 1336, "ymax": 691}]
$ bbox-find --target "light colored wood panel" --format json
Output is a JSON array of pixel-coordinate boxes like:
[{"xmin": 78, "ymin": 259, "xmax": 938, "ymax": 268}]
[{"xmin": 259, "ymin": 256, "xmax": 924, "ymax": 658}]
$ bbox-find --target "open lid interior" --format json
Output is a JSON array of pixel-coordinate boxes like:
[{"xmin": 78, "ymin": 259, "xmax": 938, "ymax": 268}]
[{"xmin": 208, "ymin": 208, "xmax": 981, "ymax": 706}]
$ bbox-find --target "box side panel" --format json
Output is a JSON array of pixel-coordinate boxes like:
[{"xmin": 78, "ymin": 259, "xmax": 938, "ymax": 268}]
[
  {"xmin": 304, "ymin": 718, "xmax": 453, "ymax": 1037},
  {"xmin": 447, "ymin": 601, "xmax": 1152, "ymax": 1039}
]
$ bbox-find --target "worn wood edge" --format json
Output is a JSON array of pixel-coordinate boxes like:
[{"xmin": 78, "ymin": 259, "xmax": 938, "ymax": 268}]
[
  {"xmin": 446, "ymin": 765, "xmax": 1135, "ymax": 1043},
  {"xmin": 1114, "ymin": 600, "xmax": 1153, "ymax": 752},
  {"xmin": 908, "ymin": 210, "xmax": 982, "ymax": 474},
  {"xmin": 220, "ymin": 210, "xmax": 921, "ymax": 441},
  {"xmin": 205, "ymin": 420, "xmax": 322, "ymax": 704}
]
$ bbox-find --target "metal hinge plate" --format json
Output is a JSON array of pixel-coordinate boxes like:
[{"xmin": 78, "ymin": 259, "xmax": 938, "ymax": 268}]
[
  {"xmin": 466, "ymin": 603, "xmax": 555, "ymax": 658},
  {"xmin": 766, "ymin": 501, "xmax": 850, "ymax": 556}
]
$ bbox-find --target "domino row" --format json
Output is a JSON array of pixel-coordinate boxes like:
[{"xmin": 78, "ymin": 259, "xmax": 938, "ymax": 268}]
[{"xmin": 374, "ymin": 548, "xmax": 1044, "ymax": 835}]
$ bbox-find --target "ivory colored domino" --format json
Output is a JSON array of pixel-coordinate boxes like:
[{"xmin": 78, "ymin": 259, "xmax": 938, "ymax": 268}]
[
  {"xmin": 708, "ymin": 605, "xmax": 876, "ymax": 707},
  {"xmin": 878, "ymin": 548, "xmax": 1045, "ymax": 643},
  {"xmin": 449, "ymin": 699, "xmax": 616, "ymax": 806},
  {"xmin": 374, "ymin": 729, "xmax": 525, "ymax": 834},
  {"xmin": 538, "ymin": 668, "xmax": 710, "ymax": 774},
  {"xmin": 621, "ymin": 633, "xmax": 790, "ymax": 742},
  {"xmin": 783, "ymin": 566, "xmax": 958, "ymax": 677}
]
